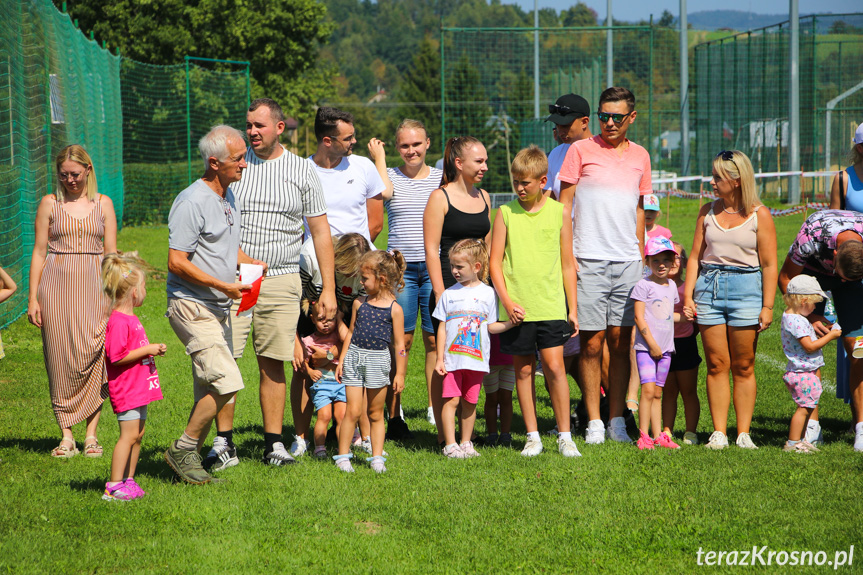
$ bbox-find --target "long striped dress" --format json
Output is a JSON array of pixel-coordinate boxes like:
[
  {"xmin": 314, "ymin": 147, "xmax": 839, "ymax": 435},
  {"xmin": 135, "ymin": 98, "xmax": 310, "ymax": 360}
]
[{"xmin": 37, "ymin": 198, "xmax": 111, "ymax": 428}]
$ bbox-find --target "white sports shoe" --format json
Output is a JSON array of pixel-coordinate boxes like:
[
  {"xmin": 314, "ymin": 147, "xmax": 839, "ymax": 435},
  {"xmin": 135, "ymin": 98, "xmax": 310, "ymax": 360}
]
[
  {"xmin": 557, "ymin": 436, "xmax": 581, "ymax": 457},
  {"xmin": 521, "ymin": 436, "xmax": 544, "ymax": 457},
  {"xmin": 804, "ymin": 422, "xmax": 823, "ymax": 447},
  {"xmin": 854, "ymin": 426, "xmax": 863, "ymax": 452},
  {"xmin": 736, "ymin": 432, "xmax": 758, "ymax": 449},
  {"xmin": 705, "ymin": 431, "xmax": 729, "ymax": 450},
  {"xmin": 359, "ymin": 439, "xmax": 389, "ymax": 457},
  {"xmin": 368, "ymin": 456, "xmax": 387, "ymax": 473},
  {"xmin": 427, "ymin": 407, "xmax": 436, "ymax": 426},
  {"xmin": 203, "ymin": 436, "xmax": 239, "ymax": 471},
  {"xmin": 459, "ymin": 441, "xmax": 480, "ymax": 458},
  {"xmin": 334, "ymin": 455, "xmax": 354, "ymax": 472},
  {"xmin": 585, "ymin": 420, "xmax": 605, "ymax": 444},
  {"xmin": 289, "ymin": 435, "xmax": 310, "ymax": 458},
  {"xmin": 263, "ymin": 441, "xmax": 296, "ymax": 466},
  {"xmin": 606, "ymin": 417, "xmax": 632, "ymax": 443}
]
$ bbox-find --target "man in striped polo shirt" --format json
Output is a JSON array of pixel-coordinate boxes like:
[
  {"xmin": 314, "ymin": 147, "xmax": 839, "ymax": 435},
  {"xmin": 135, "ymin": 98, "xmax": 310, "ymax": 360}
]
[{"xmin": 206, "ymin": 98, "xmax": 336, "ymax": 469}]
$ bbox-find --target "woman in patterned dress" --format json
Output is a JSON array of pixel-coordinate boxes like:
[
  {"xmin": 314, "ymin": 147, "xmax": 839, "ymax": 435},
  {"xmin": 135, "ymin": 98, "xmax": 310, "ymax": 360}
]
[{"xmin": 28, "ymin": 145, "xmax": 117, "ymax": 458}]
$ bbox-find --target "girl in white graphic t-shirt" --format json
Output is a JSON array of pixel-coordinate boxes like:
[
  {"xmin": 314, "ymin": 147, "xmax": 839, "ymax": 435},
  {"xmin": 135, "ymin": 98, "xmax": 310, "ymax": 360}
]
[{"xmin": 432, "ymin": 239, "xmax": 512, "ymax": 459}]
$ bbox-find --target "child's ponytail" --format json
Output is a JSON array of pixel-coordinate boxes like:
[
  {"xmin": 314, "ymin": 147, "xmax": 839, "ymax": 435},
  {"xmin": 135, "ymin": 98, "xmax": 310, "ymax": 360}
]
[{"xmin": 102, "ymin": 253, "xmax": 146, "ymax": 305}]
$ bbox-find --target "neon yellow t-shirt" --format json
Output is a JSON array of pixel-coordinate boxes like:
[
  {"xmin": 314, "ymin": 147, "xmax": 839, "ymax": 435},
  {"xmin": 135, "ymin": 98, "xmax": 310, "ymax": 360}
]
[{"xmin": 499, "ymin": 198, "xmax": 566, "ymax": 322}]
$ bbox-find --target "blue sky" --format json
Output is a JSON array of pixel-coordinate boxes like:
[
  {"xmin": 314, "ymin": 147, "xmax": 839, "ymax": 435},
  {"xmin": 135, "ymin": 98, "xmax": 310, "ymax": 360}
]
[{"xmin": 508, "ymin": 0, "xmax": 859, "ymax": 22}]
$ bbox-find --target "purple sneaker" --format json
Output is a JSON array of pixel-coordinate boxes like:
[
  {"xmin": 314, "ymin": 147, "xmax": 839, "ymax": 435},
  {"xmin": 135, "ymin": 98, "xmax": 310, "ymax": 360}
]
[
  {"xmin": 102, "ymin": 482, "xmax": 136, "ymax": 501},
  {"xmin": 123, "ymin": 478, "xmax": 146, "ymax": 499}
]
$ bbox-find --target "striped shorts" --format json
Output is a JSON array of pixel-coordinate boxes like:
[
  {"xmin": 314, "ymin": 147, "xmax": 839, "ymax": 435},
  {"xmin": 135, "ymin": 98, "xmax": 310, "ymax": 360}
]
[{"xmin": 341, "ymin": 345, "xmax": 391, "ymax": 389}]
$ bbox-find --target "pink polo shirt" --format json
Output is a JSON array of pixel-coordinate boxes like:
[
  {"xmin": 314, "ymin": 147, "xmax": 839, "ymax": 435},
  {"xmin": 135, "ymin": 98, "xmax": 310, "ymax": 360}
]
[{"xmin": 558, "ymin": 135, "xmax": 652, "ymax": 261}]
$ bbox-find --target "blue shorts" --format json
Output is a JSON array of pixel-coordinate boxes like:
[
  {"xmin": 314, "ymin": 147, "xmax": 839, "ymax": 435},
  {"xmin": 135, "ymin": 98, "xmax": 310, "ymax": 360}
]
[
  {"xmin": 310, "ymin": 377, "xmax": 346, "ymax": 411},
  {"xmin": 396, "ymin": 261, "xmax": 433, "ymax": 333},
  {"xmin": 694, "ymin": 264, "xmax": 762, "ymax": 327}
]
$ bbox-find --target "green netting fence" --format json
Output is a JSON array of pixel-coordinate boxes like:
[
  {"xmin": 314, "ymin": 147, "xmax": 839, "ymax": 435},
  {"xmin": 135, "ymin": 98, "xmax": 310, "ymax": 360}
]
[
  {"xmin": 694, "ymin": 13, "xmax": 863, "ymax": 198},
  {"xmin": 0, "ymin": 0, "xmax": 249, "ymax": 329},
  {"xmin": 441, "ymin": 25, "xmax": 682, "ymax": 195}
]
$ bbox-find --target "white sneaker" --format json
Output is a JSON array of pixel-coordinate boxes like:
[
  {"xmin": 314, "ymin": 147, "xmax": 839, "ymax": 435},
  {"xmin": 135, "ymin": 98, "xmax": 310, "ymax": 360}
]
[
  {"xmin": 585, "ymin": 420, "xmax": 605, "ymax": 444},
  {"xmin": 367, "ymin": 456, "xmax": 387, "ymax": 473},
  {"xmin": 705, "ymin": 431, "xmax": 729, "ymax": 450},
  {"xmin": 203, "ymin": 436, "xmax": 239, "ymax": 471},
  {"xmin": 334, "ymin": 455, "xmax": 354, "ymax": 472},
  {"xmin": 289, "ymin": 435, "xmax": 310, "ymax": 458},
  {"xmin": 521, "ymin": 436, "xmax": 544, "ymax": 457},
  {"xmin": 736, "ymin": 432, "xmax": 758, "ymax": 449},
  {"xmin": 557, "ymin": 436, "xmax": 581, "ymax": 457},
  {"xmin": 854, "ymin": 427, "xmax": 863, "ymax": 452},
  {"xmin": 442, "ymin": 444, "xmax": 468, "ymax": 459},
  {"xmin": 459, "ymin": 441, "xmax": 480, "ymax": 458},
  {"xmin": 359, "ymin": 439, "xmax": 388, "ymax": 457},
  {"xmin": 606, "ymin": 417, "xmax": 632, "ymax": 443},
  {"xmin": 263, "ymin": 441, "xmax": 296, "ymax": 466},
  {"xmin": 805, "ymin": 422, "xmax": 823, "ymax": 446}
]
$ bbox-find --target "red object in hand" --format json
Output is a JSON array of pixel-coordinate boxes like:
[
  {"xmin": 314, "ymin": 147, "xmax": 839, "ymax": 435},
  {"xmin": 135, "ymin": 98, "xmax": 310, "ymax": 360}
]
[{"xmin": 236, "ymin": 276, "xmax": 263, "ymax": 315}]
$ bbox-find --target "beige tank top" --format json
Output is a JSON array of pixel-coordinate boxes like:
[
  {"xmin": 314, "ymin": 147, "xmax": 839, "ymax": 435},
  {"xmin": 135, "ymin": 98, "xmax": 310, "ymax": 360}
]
[{"xmin": 700, "ymin": 202, "xmax": 762, "ymax": 268}]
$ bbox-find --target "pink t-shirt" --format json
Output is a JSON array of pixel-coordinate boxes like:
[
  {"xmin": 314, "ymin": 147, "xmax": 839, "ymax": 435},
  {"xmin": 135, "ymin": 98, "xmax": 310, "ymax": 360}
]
[
  {"xmin": 105, "ymin": 311, "xmax": 162, "ymax": 413},
  {"xmin": 301, "ymin": 331, "xmax": 341, "ymax": 377},
  {"xmin": 558, "ymin": 135, "xmax": 652, "ymax": 261},
  {"xmin": 630, "ymin": 278, "xmax": 679, "ymax": 354},
  {"xmin": 646, "ymin": 224, "xmax": 672, "ymax": 241}
]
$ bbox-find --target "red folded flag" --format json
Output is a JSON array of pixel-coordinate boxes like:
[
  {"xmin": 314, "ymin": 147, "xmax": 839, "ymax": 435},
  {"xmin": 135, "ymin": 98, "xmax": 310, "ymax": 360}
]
[{"xmin": 236, "ymin": 275, "xmax": 263, "ymax": 315}]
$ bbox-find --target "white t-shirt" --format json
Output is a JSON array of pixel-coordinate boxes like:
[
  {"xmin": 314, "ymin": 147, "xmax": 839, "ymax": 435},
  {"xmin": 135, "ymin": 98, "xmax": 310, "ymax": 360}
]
[
  {"xmin": 432, "ymin": 282, "xmax": 498, "ymax": 373},
  {"xmin": 306, "ymin": 154, "xmax": 386, "ymax": 244},
  {"xmin": 544, "ymin": 143, "xmax": 570, "ymax": 200}
]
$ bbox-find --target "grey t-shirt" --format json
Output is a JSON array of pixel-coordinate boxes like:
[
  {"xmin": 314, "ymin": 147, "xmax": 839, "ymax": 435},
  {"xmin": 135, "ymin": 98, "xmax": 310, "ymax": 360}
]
[{"xmin": 166, "ymin": 179, "xmax": 241, "ymax": 314}]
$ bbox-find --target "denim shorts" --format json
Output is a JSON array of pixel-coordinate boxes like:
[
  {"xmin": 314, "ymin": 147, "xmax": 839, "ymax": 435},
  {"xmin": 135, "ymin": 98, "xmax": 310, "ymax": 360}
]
[
  {"xmin": 310, "ymin": 376, "xmax": 346, "ymax": 411},
  {"xmin": 396, "ymin": 261, "xmax": 433, "ymax": 333},
  {"xmin": 694, "ymin": 264, "xmax": 762, "ymax": 327}
]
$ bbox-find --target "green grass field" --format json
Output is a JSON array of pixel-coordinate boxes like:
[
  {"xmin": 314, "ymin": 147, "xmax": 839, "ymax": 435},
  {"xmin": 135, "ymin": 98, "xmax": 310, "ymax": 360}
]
[{"xmin": 1, "ymin": 199, "xmax": 860, "ymax": 573}]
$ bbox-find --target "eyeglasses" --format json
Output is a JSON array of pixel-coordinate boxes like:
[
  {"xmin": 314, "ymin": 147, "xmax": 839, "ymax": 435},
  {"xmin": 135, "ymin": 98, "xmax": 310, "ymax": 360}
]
[
  {"xmin": 597, "ymin": 111, "xmax": 632, "ymax": 124},
  {"xmin": 222, "ymin": 199, "xmax": 234, "ymax": 226},
  {"xmin": 58, "ymin": 172, "xmax": 84, "ymax": 181}
]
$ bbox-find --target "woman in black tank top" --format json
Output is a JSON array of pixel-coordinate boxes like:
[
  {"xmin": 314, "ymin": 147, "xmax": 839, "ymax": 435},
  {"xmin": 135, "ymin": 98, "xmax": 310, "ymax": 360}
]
[{"xmin": 422, "ymin": 136, "xmax": 492, "ymax": 444}]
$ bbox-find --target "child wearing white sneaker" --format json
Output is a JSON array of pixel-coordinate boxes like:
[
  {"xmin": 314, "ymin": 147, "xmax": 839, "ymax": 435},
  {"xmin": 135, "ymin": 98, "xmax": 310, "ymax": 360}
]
[
  {"xmin": 631, "ymin": 237, "xmax": 684, "ymax": 450},
  {"xmin": 489, "ymin": 146, "xmax": 580, "ymax": 458},
  {"xmin": 302, "ymin": 299, "xmax": 350, "ymax": 459},
  {"xmin": 101, "ymin": 254, "xmax": 165, "ymax": 500},
  {"xmin": 434, "ymin": 240, "xmax": 513, "ymax": 458},
  {"xmin": 662, "ymin": 243, "xmax": 701, "ymax": 446},
  {"xmin": 780, "ymin": 275, "xmax": 843, "ymax": 453},
  {"xmin": 482, "ymin": 333, "xmax": 515, "ymax": 446},
  {"xmin": 335, "ymin": 250, "xmax": 408, "ymax": 473}
]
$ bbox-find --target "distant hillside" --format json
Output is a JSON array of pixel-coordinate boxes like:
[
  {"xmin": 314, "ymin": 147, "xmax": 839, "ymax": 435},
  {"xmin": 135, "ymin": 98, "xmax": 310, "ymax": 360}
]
[{"xmin": 685, "ymin": 10, "xmax": 811, "ymax": 31}]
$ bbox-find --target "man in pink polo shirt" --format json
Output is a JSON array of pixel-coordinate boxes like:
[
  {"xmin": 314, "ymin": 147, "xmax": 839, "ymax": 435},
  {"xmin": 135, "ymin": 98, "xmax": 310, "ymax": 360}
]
[{"xmin": 558, "ymin": 86, "xmax": 652, "ymax": 445}]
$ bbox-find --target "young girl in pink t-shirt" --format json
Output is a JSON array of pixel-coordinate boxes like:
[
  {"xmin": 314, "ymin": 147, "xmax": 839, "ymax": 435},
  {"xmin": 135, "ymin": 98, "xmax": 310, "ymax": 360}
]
[{"xmin": 101, "ymin": 254, "xmax": 166, "ymax": 501}]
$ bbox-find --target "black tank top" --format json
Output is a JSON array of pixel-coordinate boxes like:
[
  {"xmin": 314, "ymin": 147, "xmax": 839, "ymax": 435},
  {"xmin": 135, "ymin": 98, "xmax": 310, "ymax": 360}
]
[{"xmin": 439, "ymin": 188, "xmax": 490, "ymax": 288}]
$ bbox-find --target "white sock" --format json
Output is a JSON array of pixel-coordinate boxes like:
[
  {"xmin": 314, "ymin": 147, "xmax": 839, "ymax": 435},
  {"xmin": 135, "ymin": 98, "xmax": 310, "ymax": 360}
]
[
  {"xmin": 559, "ymin": 431, "xmax": 572, "ymax": 441},
  {"xmin": 527, "ymin": 431, "xmax": 540, "ymax": 440},
  {"xmin": 855, "ymin": 422, "xmax": 863, "ymax": 434},
  {"xmin": 808, "ymin": 420, "xmax": 821, "ymax": 431}
]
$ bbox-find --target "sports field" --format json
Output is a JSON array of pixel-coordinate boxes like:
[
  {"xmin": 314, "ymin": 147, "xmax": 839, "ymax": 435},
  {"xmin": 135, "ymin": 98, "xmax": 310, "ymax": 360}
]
[{"xmin": 0, "ymin": 199, "xmax": 859, "ymax": 573}]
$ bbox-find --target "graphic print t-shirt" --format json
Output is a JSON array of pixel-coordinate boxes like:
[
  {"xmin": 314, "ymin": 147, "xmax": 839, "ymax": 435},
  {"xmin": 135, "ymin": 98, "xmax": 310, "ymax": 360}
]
[
  {"xmin": 630, "ymin": 278, "xmax": 678, "ymax": 354},
  {"xmin": 432, "ymin": 282, "xmax": 498, "ymax": 373}
]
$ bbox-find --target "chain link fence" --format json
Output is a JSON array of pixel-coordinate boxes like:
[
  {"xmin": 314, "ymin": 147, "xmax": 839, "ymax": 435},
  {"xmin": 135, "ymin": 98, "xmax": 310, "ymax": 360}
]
[
  {"xmin": 0, "ymin": 0, "xmax": 250, "ymax": 328},
  {"xmin": 694, "ymin": 13, "xmax": 863, "ymax": 199}
]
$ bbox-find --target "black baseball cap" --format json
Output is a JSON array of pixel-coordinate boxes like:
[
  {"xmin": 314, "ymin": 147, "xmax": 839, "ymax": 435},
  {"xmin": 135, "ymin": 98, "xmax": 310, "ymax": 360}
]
[{"xmin": 545, "ymin": 94, "xmax": 591, "ymax": 125}]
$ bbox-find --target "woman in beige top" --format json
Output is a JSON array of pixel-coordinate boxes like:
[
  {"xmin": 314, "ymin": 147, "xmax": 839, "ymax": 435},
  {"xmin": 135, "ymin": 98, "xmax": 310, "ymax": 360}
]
[{"xmin": 683, "ymin": 150, "xmax": 777, "ymax": 450}]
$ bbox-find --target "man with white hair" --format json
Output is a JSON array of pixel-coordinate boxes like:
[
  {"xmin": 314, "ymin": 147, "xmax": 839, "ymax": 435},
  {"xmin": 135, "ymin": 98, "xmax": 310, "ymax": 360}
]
[{"xmin": 163, "ymin": 124, "xmax": 266, "ymax": 485}]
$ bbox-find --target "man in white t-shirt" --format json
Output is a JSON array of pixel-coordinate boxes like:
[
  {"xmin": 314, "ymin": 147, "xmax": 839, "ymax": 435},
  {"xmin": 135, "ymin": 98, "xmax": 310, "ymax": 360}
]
[
  {"xmin": 309, "ymin": 107, "xmax": 386, "ymax": 244},
  {"xmin": 544, "ymin": 93, "xmax": 593, "ymax": 201}
]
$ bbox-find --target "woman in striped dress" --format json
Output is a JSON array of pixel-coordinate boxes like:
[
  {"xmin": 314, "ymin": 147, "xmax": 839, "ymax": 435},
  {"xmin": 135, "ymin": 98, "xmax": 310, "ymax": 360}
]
[
  {"xmin": 370, "ymin": 119, "xmax": 443, "ymax": 433},
  {"xmin": 28, "ymin": 145, "xmax": 117, "ymax": 458}
]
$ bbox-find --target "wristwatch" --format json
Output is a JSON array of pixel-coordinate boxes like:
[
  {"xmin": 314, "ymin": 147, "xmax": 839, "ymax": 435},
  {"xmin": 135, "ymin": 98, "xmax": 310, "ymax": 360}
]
[{"xmin": 327, "ymin": 350, "xmax": 334, "ymax": 361}]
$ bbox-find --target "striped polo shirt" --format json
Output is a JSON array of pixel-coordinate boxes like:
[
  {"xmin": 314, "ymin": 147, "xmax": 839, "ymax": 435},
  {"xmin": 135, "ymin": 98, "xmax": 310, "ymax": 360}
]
[{"xmin": 230, "ymin": 146, "xmax": 327, "ymax": 276}]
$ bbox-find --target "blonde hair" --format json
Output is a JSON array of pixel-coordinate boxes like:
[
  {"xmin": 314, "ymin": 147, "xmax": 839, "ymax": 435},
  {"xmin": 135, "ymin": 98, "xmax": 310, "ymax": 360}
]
[
  {"xmin": 395, "ymin": 119, "xmax": 428, "ymax": 142},
  {"xmin": 333, "ymin": 233, "xmax": 371, "ymax": 277},
  {"xmin": 301, "ymin": 297, "xmax": 337, "ymax": 319},
  {"xmin": 783, "ymin": 292, "xmax": 823, "ymax": 311},
  {"xmin": 55, "ymin": 145, "xmax": 97, "ymax": 201},
  {"xmin": 510, "ymin": 145, "xmax": 548, "ymax": 180},
  {"xmin": 713, "ymin": 150, "xmax": 761, "ymax": 215},
  {"xmin": 359, "ymin": 250, "xmax": 406, "ymax": 297},
  {"xmin": 448, "ymin": 238, "xmax": 489, "ymax": 283},
  {"xmin": 102, "ymin": 253, "xmax": 146, "ymax": 306}
]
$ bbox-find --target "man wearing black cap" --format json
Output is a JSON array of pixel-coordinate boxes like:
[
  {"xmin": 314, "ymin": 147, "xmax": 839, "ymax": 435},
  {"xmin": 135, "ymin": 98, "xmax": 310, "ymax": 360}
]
[{"xmin": 545, "ymin": 94, "xmax": 592, "ymax": 201}]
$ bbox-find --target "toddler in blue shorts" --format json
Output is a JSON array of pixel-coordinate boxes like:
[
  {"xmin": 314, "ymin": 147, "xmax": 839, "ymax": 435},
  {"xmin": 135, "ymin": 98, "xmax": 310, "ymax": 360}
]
[{"xmin": 301, "ymin": 299, "xmax": 350, "ymax": 459}]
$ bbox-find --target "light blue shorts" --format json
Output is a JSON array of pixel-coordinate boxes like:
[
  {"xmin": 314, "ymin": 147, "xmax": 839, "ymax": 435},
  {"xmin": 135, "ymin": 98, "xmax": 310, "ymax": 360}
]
[
  {"xmin": 310, "ymin": 377, "xmax": 346, "ymax": 411},
  {"xmin": 694, "ymin": 264, "xmax": 762, "ymax": 327}
]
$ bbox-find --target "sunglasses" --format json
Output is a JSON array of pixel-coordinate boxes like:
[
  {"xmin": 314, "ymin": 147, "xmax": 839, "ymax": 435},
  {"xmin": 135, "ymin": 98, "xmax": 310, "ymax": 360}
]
[
  {"xmin": 222, "ymin": 199, "xmax": 234, "ymax": 226},
  {"xmin": 549, "ymin": 104, "xmax": 579, "ymax": 116},
  {"xmin": 597, "ymin": 111, "xmax": 632, "ymax": 124}
]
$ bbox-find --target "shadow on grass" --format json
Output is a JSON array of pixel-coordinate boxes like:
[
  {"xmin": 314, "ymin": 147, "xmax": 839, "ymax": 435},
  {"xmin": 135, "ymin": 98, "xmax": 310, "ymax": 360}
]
[{"xmin": 753, "ymin": 413, "xmax": 856, "ymax": 447}]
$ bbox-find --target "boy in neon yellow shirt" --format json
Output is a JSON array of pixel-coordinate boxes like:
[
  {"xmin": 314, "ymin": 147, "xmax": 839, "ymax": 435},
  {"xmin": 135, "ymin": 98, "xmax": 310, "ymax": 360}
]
[{"xmin": 489, "ymin": 145, "xmax": 579, "ymax": 458}]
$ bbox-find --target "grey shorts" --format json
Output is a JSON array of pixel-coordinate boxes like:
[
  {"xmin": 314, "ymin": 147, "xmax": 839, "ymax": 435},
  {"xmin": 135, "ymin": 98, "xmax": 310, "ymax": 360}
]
[
  {"xmin": 117, "ymin": 405, "xmax": 148, "ymax": 421},
  {"xmin": 576, "ymin": 258, "xmax": 642, "ymax": 331},
  {"xmin": 341, "ymin": 345, "xmax": 391, "ymax": 389}
]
